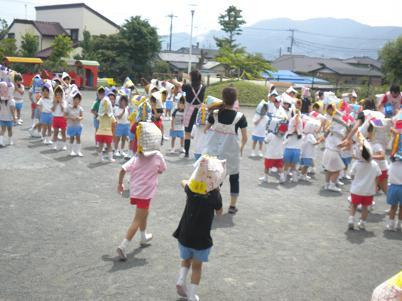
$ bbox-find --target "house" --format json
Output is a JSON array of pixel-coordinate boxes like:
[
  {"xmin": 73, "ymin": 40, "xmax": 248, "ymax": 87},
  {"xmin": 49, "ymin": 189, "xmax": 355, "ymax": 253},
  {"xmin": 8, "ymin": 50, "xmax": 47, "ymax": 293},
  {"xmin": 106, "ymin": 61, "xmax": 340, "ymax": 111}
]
[
  {"xmin": 272, "ymin": 55, "xmax": 383, "ymax": 86},
  {"xmin": 35, "ymin": 3, "xmax": 120, "ymax": 42},
  {"xmin": 6, "ymin": 19, "xmax": 67, "ymax": 51},
  {"xmin": 263, "ymin": 70, "xmax": 332, "ymax": 88},
  {"xmin": 342, "ymin": 56, "xmax": 382, "ymax": 71},
  {"xmin": 176, "ymin": 44, "xmax": 219, "ymax": 60}
]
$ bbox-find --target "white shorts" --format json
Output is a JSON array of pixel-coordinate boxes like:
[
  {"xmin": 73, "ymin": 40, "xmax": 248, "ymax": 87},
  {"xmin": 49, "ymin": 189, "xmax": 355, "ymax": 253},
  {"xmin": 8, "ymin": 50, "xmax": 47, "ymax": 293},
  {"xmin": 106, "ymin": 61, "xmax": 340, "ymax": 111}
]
[{"xmin": 322, "ymin": 149, "xmax": 345, "ymax": 172}]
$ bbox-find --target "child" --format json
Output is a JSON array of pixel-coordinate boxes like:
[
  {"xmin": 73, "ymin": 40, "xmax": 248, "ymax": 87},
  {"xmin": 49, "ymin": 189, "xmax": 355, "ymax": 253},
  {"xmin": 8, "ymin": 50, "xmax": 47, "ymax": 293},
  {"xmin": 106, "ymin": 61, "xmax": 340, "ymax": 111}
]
[
  {"xmin": 204, "ymin": 87, "xmax": 248, "ymax": 214},
  {"xmin": 66, "ymin": 91, "xmax": 84, "ymax": 157},
  {"xmin": 259, "ymin": 116, "xmax": 287, "ymax": 183},
  {"xmin": 91, "ymin": 86, "xmax": 105, "ymax": 145},
  {"xmin": 114, "ymin": 95, "xmax": 130, "ymax": 158},
  {"xmin": 348, "ymin": 141, "xmax": 381, "ymax": 230},
  {"xmin": 29, "ymin": 75, "xmax": 43, "ymax": 137},
  {"xmin": 173, "ymin": 155, "xmax": 225, "ymax": 301},
  {"xmin": 0, "ymin": 82, "xmax": 16, "ymax": 146},
  {"xmin": 169, "ymin": 97, "xmax": 185, "ymax": 153},
  {"xmin": 150, "ymin": 92, "xmax": 164, "ymax": 144},
  {"xmin": 164, "ymin": 82, "xmax": 175, "ymax": 120},
  {"xmin": 340, "ymin": 147, "xmax": 353, "ymax": 181},
  {"xmin": 37, "ymin": 83, "xmax": 53, "ymax": 144},
  {"xmin": 282, "ymin": 112, "xmax": 303, "ymax": 183},
  {"xmin": 116, "ymin": 123, "xmax": 167, "ymax": 260},
  {"xmin": 51, "ymin": 86, "xmax": 67, "ymax": 150},
  {"xmin": 191, "ymin": 102, "xmax": 208, "ymax": 161},
  {"xmin": 96, "ymin": 97, "xmax": 116, "ymax": 162},
  {"xmin": 13, "ymin": 73, "xmax": 24, "ymax": 125},
  {"xmin": 250, "ymin": 103, "xmax": 269, "ymax": 158},
  {"xmin": 300, "ymin": 117, "xmax": 322, "ymax": 181}
]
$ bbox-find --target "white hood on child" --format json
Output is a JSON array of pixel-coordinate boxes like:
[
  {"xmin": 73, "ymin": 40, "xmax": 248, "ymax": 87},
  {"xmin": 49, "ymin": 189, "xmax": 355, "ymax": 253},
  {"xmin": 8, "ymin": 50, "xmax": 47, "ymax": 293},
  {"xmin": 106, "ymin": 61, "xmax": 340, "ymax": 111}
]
[{"xmin": 98, "ymin": 97, "xmax": 114, "ymax": 117}]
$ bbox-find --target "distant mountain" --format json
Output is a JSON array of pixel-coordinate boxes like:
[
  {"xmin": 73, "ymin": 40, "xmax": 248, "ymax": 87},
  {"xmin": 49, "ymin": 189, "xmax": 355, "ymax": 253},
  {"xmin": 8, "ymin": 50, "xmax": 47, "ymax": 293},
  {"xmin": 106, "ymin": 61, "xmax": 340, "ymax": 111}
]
[{"xmin": 160, "ymin": 18, "xmax": 402, "ymax": 60}]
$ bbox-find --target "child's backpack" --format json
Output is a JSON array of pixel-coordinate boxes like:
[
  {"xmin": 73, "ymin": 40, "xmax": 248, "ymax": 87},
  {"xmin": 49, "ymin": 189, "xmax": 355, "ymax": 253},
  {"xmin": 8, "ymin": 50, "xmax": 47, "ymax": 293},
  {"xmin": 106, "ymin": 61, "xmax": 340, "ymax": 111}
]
[
  {"xmin": 32, "ymin": 75, "xmax": 43, "ymax": 94},
  {"xmin": 195, "ymin": 103, "xmax": 208, "ymax": 126}
]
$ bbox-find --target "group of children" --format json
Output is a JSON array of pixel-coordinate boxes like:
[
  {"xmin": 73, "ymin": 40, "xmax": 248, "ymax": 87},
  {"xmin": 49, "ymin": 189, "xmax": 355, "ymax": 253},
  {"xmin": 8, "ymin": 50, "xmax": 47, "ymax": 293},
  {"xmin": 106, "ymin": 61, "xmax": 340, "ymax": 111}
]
[{"xmin": 250, "ymin": 85, "xmax": 402, "ymax": 231}]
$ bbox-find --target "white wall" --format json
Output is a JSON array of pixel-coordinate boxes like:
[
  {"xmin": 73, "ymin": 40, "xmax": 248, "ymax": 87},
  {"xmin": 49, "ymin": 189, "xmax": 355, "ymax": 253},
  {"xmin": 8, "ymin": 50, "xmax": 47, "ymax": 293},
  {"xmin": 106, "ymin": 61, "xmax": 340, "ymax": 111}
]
[
  {"xmin": 8, "ymin": 22, "xmax": 41, "ymax": 50},
  {"xmin": 36, "ymin": 7, "xmax": 119, "ymax": 41}
]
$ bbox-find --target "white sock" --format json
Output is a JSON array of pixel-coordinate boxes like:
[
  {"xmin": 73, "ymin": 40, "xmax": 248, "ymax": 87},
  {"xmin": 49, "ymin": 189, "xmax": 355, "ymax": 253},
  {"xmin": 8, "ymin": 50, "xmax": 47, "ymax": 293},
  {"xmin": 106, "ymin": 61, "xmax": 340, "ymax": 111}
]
[
  {"xmin": 119, "ymin": 238, "xmax": 129, "ymax": 250},
  {"xmin": 108, "ymin": 152, "xmax": 114, "ymax": 160},
  {"xmin": 76, "ymin": 143, "xmax": 81, "ymax": 153},
  {"xmin": 188, "ymin": 283, "xmax": 199, "ymax": 300},
  {"xmin": 177, "ymin": 266, "xmax": 189, "ymax": 284},
  {"xmin": 140, "ymin": 230, "xmax": 147, "ymax": 241}
]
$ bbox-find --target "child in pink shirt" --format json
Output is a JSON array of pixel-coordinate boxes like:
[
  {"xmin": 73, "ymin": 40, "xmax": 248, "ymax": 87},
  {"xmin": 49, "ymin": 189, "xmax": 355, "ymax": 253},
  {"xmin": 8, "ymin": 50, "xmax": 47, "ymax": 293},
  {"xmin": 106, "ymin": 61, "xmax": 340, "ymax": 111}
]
[{"xmin": 116, "ymin": 150, "xmax": 167, "ymax": 260}]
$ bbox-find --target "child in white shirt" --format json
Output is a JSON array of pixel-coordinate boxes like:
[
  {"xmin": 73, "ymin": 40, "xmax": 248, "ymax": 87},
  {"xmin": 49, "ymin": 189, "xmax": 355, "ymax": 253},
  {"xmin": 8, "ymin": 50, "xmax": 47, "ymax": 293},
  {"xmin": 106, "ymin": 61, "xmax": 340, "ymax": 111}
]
[
  {"xmin": 251, "ymin": 103, "xmax": 268, "ymax": 158},
  {"xmin": 0, "ymin": 82, "xmax": 16, "ymax": 146},
  {"xmin": 300, "ymin": 118, "xmax": 323, "ymax": 181},
  {"xmin": 114, "ymin": 95, "xmax": 130, "ymax": 158},
  {"xmin": 282, "ymin": 113, "xmax": 303, "ymax": 183},
  {"xmin": 37, "ymin": 84, "xmax": 53, "ymax": 144},
  {"xmin": 385, "ymin": 160, "xmax": 402, "ymax": 231},
  {"xmin": 348, "ymin": 142, "xmax": 382, "ymax": 230},
  {"xmin": 66, "ymin": 91, "xmax": 84, "ymax": 157}
]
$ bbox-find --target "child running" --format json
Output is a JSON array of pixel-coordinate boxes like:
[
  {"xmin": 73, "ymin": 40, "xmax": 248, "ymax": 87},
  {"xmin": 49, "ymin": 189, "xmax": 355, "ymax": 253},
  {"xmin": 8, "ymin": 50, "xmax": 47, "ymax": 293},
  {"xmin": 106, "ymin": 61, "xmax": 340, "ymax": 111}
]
[
  {"xmin": 66, "ymin": 91, "xmax": 84, "ymax": 157},
  {"xmin": 173, "ymin": 155, "xmax": 225, "ymax": 301},
  {"xmin": 348, "ymin": 141, "xmax": 381, "ymax": 230},
  {"xmin": 0, "ymin": 82, "xmax": 16, "ymax": 146},
  {"xmin": 169, "ymin": 97, "xmax": 185, "ymax": 153},
  {"xmin": 116, "ymin": 123, "xmax": 167, "ymax": 260}
]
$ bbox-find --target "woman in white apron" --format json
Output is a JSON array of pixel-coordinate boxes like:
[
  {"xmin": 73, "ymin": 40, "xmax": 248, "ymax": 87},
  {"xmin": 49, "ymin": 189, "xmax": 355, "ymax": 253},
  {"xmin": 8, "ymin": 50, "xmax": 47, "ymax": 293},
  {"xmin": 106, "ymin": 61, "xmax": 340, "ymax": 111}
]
[
  {"xmin": 182, "ymin": 70, "xmax": 205, "ymax": 158},
  {"xmin": 203, "ymin": 87, "xmax": 248, "ymax": 214}
]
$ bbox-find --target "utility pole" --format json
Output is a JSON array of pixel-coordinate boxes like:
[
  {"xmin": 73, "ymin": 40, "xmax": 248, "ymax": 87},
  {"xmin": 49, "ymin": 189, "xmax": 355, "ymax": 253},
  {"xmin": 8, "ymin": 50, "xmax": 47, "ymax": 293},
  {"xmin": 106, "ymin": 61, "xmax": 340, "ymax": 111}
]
[
  {"xmin": 279, "ymin": 47, "xmax": 282, "ymax": 58},
  {"xmin": 288, "ymin": 29, "xmax": 295, "ymax": 54},
  {"xmin": 166, "ymin": 14, "xmax": 177, "ymax": 51},
  {"xmin": 187, "ymin": 9, "xmax": 195, "ymax": 74}
]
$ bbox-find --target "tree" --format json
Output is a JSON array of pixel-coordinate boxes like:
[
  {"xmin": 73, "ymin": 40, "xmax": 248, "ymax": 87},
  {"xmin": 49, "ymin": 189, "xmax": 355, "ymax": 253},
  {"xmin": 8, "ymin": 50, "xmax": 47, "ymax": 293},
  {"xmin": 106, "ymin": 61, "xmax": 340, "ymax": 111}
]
[
  {"xmin": 20, "ymin": 33, "xmax": 39, "ymax": 57},
  {"xmin": 0, "ymin": 18, "xmax": 8, "ymax": 39},
  {"xmin": 80, "ymin": 30, "xmax": 95, "ymax": 59},
  {"xmin": 0, "ymin": 38, "xmax": 17, "ymax": 58},
  {"xmin": 379, "ymin": 35, "xmax": 402, "ymax": 84},
  {"xmin": 214, "ymin": 6, "xmax": 246, "ymax": 50},
  {"xmin": 44, "ymin": 34, "xmax": 73, "ymax": 71}
]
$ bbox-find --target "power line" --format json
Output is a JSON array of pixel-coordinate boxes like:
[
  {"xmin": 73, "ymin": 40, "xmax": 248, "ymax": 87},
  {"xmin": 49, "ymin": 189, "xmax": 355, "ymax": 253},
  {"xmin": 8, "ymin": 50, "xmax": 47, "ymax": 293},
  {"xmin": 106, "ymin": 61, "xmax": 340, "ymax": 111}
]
[
  {"xmin": 297, "ymin": 29, "xmax": 391, "ymax": 41},
  {"xmin": 294, "ymin": 38, "xmax": 379, "ymax": 52}
]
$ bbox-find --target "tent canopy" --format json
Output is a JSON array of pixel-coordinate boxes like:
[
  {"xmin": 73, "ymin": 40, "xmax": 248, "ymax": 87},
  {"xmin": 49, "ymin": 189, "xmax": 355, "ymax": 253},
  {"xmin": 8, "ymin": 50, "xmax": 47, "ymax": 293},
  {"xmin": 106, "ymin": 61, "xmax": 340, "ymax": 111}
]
[{"xmin": 4, "ymin": 56, "xmax": 43, "ymax": 64}]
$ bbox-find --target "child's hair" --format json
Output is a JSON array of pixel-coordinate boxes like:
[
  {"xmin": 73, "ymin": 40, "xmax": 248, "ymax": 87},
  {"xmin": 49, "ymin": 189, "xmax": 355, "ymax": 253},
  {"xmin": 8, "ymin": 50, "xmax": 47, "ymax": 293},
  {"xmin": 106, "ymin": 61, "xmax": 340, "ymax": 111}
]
[
  {"xmin": 73, "ymin": 92, "xmax": 82, "ymax": 101},
  {"xmin": 390, "ymin": 84, "xmax": 400, "ymax": 94},
  {"xmin": 367, "ymin": 123, "xmax": 374, "ymax": 133},
  {"xmin": 362, "ymin": 144, "xmax": 371, "ymax": 162},
  {"xmin": 42, "ymin": 85, "xmax": 49, "ymax": 92},
  {"xmin": 178, "ymin": 96, "xmax": 185, "ymax": 105},
  {"xmin": 14, "ymin": 73, "xmax": 22, "ymax": 82},
  {"xmin": 54, "ymin": 86, "xmax": 63, "ymax": 96},
  {"xmin": 222, "ymin": 87, "xmax": 237, "ymax": 106},
  {"xmin": 190, "ymin": 70, "xmax": 201, "ymax": 88},
  {"xmin": 120, "ymin": 95, "xmax": 128, "ymax": 105},
  {"xmin": 363, "ymin": 98, "xmax": 376, "ymax": 111},
  {"xmin": 312, "ymin": 102, "xmax": 320, "ymax": 110},
  {"xmin": 150, "ymin": 96, "xmax": 157, "ymax": 104}
]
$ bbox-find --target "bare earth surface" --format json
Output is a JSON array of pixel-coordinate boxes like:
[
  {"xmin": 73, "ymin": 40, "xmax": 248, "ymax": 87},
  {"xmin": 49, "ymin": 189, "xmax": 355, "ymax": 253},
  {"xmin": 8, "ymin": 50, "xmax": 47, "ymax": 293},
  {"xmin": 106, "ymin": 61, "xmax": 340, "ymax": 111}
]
[{"xmin": 0, "ymin": 91, "xmax": 401, "ymax": 301}]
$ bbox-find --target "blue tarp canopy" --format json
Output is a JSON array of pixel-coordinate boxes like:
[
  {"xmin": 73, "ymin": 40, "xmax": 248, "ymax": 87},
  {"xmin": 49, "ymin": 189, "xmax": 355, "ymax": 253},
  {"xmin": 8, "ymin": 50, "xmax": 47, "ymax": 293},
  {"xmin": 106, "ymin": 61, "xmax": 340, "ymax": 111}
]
[{"xmin": 262, "ymin": 70, "xmax": 329, "ymax": 85}]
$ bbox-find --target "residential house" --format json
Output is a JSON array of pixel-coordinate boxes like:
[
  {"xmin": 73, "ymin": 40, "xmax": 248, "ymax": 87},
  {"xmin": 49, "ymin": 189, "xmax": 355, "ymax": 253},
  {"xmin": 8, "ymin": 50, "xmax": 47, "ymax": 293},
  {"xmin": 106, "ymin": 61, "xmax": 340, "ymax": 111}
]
[
  {"xmin": 176, "ymin": 44, "xmax": 219, "ymax": 60},
  {"xmin": 272, "ymin": 55, "xmax": 383, "ymax": 86}
]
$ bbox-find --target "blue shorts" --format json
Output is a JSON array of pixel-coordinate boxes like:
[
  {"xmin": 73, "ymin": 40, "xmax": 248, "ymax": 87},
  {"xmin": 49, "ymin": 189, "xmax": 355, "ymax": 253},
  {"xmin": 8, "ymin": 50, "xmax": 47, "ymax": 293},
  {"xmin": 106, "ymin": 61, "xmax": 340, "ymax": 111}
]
[
  {"xmin": 252, "ymin": 135, "xmax": 265, "ymax": 142},
  {"xmin": 178, "ymin": 242, "xmax": 211, "ymax": 262},
  {"xmin": 40, "ymin": 112, "xmax": 53, "ymax": 126},
  {"xmin": 93, "ymin": 117, "xmax": 99, "ymax": 129},
  {"xmin": 165, "ymin": 100, "xmax": 173, "ymax": 110},
  {"xmin": 0, "ymin": 120, "xmax": 13, "ymax": 127},
  {"xmin": 341, "ymin": 157, "xmax": 352, "ymax": 166},
  {"xmin": 387, "ymin": 184, "xmax": 402, "ymax": 205},
  {"xmin": 67, "ymin": 125, "xmax": 82, "ymax": 137},
  {"xmin": 116, "ymin": 123, "xmax": 130, "ymax": 137},
  {"xmin": 300, "ymin": 157, "xmax": 313, "ymax": 167},
  {"xmin": 170, "ymin": 130, "xmax": 184, "ymax": 139},
  {"xmin": 15, "ymin": 102, "xmax": 23, "ymax": 110},
  {"xmin": 283, "ymin": 148, "xmax": 301, "ymax": 165}
]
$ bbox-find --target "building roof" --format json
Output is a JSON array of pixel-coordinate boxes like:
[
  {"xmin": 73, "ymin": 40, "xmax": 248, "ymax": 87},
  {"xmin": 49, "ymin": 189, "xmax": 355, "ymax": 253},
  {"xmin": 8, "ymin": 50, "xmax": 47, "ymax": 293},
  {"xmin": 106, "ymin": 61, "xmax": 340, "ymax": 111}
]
[
  {"xmin": 272, "ymin": 55, "xmax": 383, "ymax": 77},
  {"xmin": 35, "ymin": 3, "xmax": 120, "ymax": 30},
  {"xmin": 263, "ymin": 70, "xmax": 329, "ymax": 85},
  {"xmin": 159, "ymin": 51, "xmax": 200, "ymax": 63},
  {"xmin": 176, "ymin": 47, "xmax": 219, "ymax": 58},
  {"xmin": 343, "ymin": 56, "xmax": 382, "ymax": 69},
  {"xmin": 8, "ymin": 19, "xmax": 67, "ymax": 37},
  {"xmin": 201, "ymin": 61, "xmax": 221, "ymax": 70},
  {"xmin": 36, "ymin": 42, "xmax": 80, "ymax": 59}
]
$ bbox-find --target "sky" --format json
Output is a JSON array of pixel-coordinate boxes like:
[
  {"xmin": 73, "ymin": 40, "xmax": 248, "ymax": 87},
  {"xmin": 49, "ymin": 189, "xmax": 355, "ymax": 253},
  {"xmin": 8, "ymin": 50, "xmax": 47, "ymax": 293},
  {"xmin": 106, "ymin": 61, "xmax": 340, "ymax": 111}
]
[{"xmin": 1, "ymin": 0, "xmax": 402, "ymax": 36}]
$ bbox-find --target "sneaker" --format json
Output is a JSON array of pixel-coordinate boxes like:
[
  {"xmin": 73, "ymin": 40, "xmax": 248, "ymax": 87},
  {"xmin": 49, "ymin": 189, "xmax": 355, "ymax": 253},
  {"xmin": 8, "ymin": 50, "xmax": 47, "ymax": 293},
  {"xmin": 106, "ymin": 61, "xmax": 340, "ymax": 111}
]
[
  {"xmin": 0, "ymin": 136, "xmax": 4, "ymax": 147},
  {"xmin": 8, "ymin": 139, "xmax": 14, "ymax": 146},
  {"xmin": 279, "ymin": 173, "xmax": 287, "ymax": 183},
  {"xmin": 385, "ymin": 219, "xmax": 395, "ymax": 231},
  {"xmin": 116, "ymin": 247, "xmax": 127, "ymax": 261},
  {"xmin": 180, "ymin": 148, "xmax": 186, "ymax": 154},
  {"xmin": 114, "ymin": 150, "xmax": 121, "ymax": 157},
  {"xmin": 250, "ymin": 151, "xmax": 256, "ymax": 158},
  {"xmin": 18, "ymin": 119, "xmax": 23, "ymax": 124},
  {"xmin": 258, "ymin": 151, "xmax": 263, "ymax": 158},
  {"xmin": 328, "ymin": 183, "xmax": 341, "ymax": 192},
  {"xmin": 396, "ymin": 220, "xmax": 402, "ymax": 231},
  {"xmin": 188, "ymin": 295, "xmax": 199, "ymax": 301},
  {"xmin": 28, "ymin": 128, "xmax": 34, "ymax": 137},
  {"xmin": 228, "ymin": 206, "xmax": 238, "ymax": 214},
  {"xmin": 337, "ymin": 180, "xmax": 345, "ymax": 187},
  {"xmin": 121, "ymin": 151, "xmax": 128, "ymax": 158},
  {"xmin": 357, "ymin": 220, "xmax": 366, "ymax": 230},
  {"xmin": 140, "ymin": 233, "xmax": 153, "ymax": 246},
  {"xmin": 99, "ymin": 154, "xmax": 104, "ymax": 162},
  {"xmin": 70, "ymin": 150, "xmax": 77, "ymax": 157},
  {"xmin": 62, "ymin": 144, "xmax": 67, "ymax": 151},
  {"xmin": 176, "ymin": 282, "xmax": 187, "ymax": 298},
  {"xmin": 259, "ymin": 175, "xmax": 268, "ymax": 183},
  {"xmin": 300, "ymin": 174, "xmax": 311, "ymax": 181},
  {"xmin": 348, "ymin": 216, "xmax": 354, "ymax": 230},
  {"xmin": 344, "ymin": 174, "xmax": 352, "ymax": 180},
  {"xmin": 168, "ymin": 148, "xmax": 176, "ymax": 154},
  {"xmin": 324, "ymin": 183, "xmax": 329, "ymax": 190},
  {"xmin": 52, "ymin": 144, "xmax": 58, "ymax": 150},
  {"xmin": 77, "ymin": 151, "xmax": 83, "ymax": 157},
  {"xmin": 291, "ymin": 173, "xmax": 299, "ymax": 183}
]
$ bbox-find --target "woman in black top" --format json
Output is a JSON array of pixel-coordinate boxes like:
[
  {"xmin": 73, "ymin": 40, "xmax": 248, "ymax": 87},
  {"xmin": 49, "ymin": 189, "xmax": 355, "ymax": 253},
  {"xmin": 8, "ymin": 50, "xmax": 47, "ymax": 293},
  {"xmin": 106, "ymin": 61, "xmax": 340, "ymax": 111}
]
[{"xmin": 182, "ymin": 70, "xmax": 206, "ymax": 158}]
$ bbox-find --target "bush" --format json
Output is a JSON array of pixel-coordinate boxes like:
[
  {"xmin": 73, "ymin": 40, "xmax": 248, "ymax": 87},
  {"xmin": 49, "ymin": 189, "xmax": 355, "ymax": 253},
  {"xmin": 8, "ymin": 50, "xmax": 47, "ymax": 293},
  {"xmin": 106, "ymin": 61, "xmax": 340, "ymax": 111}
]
[{"xmin": 206, "ymin": 80, "xmax": 268, "ymax": 105}]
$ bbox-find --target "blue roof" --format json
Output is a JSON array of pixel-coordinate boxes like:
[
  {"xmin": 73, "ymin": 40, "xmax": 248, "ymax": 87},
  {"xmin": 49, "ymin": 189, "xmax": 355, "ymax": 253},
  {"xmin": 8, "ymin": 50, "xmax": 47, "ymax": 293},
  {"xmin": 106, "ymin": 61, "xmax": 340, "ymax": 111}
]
[{"xmin": 262, "ymin": 70, "xmax": 329, "ymax": 84}]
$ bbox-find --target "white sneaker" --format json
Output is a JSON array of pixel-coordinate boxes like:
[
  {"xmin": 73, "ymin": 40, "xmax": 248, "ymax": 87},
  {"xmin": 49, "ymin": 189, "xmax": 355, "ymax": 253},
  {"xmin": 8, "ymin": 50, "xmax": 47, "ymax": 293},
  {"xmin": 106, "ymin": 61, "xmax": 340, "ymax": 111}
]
[
  {"xmin": 337, "ymin": 180, "xmax": 345, "ymax": 187},
  {"xmin": 28, "ymin": 128, "xmax": 34, "ymax": 137},
  {"xmin": 386, "ymin": 219, "xmax": 395, "ymax": 231},
  {"xmin": 140, "ymin": 232, "xmax": 153, "ymax": 246},
  {"xmin": 250, "ymin": 151, "xmax": 256, "ymax": 158},
  {"xmin": 0, "ymin": 136, "xmax": 4, "ymax": 147},
  {"xmin": 328, "ymin": 183, "xmax": 341, "ymax": 192},
  {"xmin": 180, "ymin": 148, "xmax": 186, "ymax": 154},
  {"xmin": 300, "ymin": 174, "xmax": 311, "ymax": 181},
  {"xmin": 291, "ymin": 172, "xmax": 299, "ymax": 183},
  {"xmin": 258, "ymin": 151, "xmax": 263, "ymax": 158},
  {"xmin": 116, "ymin": 246, "xmax": 127, "ymax": 261},
  {"xmin": 108, "ymin": 152, "xmax": 116, "ymax": 162},
  {"xmin": 52, "ymin": 143, "xmax": 58, "ymax": 150},
  {"xmin": 279, "ymin": 173, "xmax": 287, "ymax": 183},
  {"xmin": 188, "ymin": 295, "xmax": 199, "ymax": 301},
  {"xmin": 114, "ymin": 150, "xmax": 121, "ymax": 157},
  {"xmin": 18, "ymin": 119, "xmax": 23, "ymax": 124},
  {"xmin": 75, "ymin": 144, "xmax": 83, "ymax": 157},
  {"xmin": 396, "ymin": 220, "xmax": 402, "ymax": 231},
  {"xmin": 121, "ymin": 151, "xmax": 127, "ymax": 158},
  {"xmin": 357, "ymin": 220, "xmax": 366, "ymax": 230},
  {"xmin": 344, "ymin": 174, "xmax": 352, "ymax": 180},
  {"xmin": 48, "ymin": 139, "xmax": 53, "ymax": 145},
  {"xmin": 348, "ymin": 216, "xmax": 355, "ymax": 230},
  {"xmin": 99, "ymin": 153, "xmax": 104, "ymax": 162},
  {"xmin": 70, "ymin": 150, "xmax": 77, "ymax": 157},
  {"xmin": 7, "ymin": 138, "xmax": 14, "ymax": 146},
  {"xmin": 168, "ymin": 148, "xmax": 175, "ymax": 154},
  {"xmin": 259, "ymin": 175, "xmax": 268, "ymax": 183},
  {"xmin": 61, "ymin": 143, "xmax": 67, "ymax": 151}
]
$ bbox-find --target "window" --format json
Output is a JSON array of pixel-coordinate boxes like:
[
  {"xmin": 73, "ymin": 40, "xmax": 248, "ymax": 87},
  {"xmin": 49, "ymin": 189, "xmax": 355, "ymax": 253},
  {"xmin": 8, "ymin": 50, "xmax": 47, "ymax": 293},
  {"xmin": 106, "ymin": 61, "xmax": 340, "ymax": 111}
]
[
  {"xmin": 70, "ymin": 29, "xmax": 79, "ymax": 42},
  {"xmin": 7, "ymin": 33, "xmax": 15, "ymax": 39}
]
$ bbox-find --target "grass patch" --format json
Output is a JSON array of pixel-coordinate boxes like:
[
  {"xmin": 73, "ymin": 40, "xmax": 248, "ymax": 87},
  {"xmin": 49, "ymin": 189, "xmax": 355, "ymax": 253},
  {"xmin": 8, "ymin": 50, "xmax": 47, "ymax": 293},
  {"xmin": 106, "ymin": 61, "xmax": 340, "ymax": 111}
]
[{"xmin": 206, "ymin": 80, "xmax": 268, "ymax": 106}]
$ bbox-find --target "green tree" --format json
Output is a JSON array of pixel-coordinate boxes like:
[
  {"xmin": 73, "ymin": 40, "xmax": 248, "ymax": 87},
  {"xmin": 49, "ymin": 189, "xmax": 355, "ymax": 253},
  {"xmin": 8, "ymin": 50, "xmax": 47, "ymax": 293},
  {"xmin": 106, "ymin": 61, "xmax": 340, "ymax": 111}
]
[
  {"xmin": 379, "ymin": 35, "xmax": 402, "ymax": 84},
  {"xmin": 0, "ymin": 18, "xmax": 8, "ymax": 39},
  {"xmin": 80, "ymin": 30, "xmax": 95, "ymax": 59},
  {"xmin": 0, "ymin": 38, "xmax": 17, "ymax": 58},
  {"xmin": 214, "ymin": 6, "xmax": 246, "ymax": 50},
  {"xmin": 44, "ymin": 34, "xmax": 73, "ymax": 70},
  {"xmin": 20, "ymin": 33, "xmax": 39, "ymax": 57}
]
